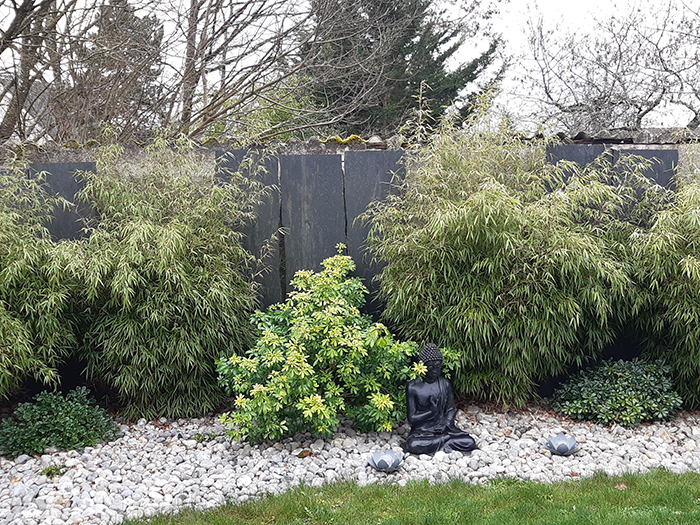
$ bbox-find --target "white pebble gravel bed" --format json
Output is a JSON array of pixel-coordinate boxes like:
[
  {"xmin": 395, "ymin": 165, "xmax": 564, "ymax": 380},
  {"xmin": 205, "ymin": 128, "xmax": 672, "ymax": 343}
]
[{"xmin": 2, "ymin": 405, "xmax": 700, "ymax": 525}]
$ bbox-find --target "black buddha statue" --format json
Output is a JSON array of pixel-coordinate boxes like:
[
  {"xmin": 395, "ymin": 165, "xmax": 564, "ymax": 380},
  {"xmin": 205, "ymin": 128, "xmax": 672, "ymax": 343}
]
[{"xmin": 405, "ymin": 344, "xmax": 477, "ymax": 455}]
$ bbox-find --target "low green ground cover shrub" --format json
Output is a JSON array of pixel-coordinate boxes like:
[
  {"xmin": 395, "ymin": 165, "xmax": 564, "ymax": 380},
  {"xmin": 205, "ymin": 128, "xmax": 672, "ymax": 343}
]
[
  {"xmin": 0, "ymin": 387, "xmax": 121, "ymax": 458},
  {"xmin": 551, "ymin": 359, "xmax": 682, "ymax": 427},
  {"xmin": 217, "ymin": 247, "xmax": 423, "ymax": 443}
]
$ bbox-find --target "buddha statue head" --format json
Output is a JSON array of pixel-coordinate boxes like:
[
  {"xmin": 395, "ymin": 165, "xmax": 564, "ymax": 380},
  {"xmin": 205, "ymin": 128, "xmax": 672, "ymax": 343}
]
[{"xmin": 418, "ymin": 343, "xmax": 443, "ymax": 383}]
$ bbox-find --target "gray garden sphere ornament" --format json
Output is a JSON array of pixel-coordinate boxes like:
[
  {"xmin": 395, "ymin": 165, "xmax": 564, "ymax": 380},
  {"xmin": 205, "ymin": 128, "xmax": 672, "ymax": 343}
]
[
  {"xmin": 544, "ymin": 432, "xmax": 580, "ymax": 456},
  {"xmin": 367, "ymin": 450, "xmax": 404, "ymax": 473}
]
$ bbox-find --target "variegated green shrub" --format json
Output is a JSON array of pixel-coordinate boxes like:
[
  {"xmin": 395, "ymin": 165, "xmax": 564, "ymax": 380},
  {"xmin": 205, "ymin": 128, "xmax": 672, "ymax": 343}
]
[{"xmin": 217, "ymin": 246, "xmax": 422, "ymax": 443}]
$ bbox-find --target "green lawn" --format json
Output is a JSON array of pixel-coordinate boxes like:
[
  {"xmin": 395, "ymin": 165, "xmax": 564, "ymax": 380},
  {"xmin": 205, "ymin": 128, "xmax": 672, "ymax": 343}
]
[{"xmin": 123, "ymin": 469, "xmax": 700, "ymax": 524}]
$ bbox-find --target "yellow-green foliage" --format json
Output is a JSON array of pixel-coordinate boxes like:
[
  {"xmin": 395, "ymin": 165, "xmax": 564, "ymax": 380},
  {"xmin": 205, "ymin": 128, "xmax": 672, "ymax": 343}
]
[{"xmin": 217, "ymin": 247, "xmax": 420, "ymax": 443}]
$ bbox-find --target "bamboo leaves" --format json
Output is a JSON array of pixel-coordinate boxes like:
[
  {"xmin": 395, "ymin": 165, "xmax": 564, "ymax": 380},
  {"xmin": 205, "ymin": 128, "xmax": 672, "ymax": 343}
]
[
  {"xmin": 66, "ymin": 139, "xmax": 266, "ymax": 419},
  {"xmin": 0, "ymin": 165, "xmax": 76, "ymax": 398},
  {"xmin": 364, "ymin": 116, "xmax": 654, "ymax": 406},
  {"xmin": 632, "ymin": 182, "xmax": 700, "ymax": 407}
]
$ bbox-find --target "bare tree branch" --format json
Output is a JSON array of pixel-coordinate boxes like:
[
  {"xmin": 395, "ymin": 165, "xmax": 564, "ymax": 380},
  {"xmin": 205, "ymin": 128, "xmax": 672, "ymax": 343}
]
[
  {"xmin": 0, "ymin": 0, "xmax": 500, "ymax": 145},
  {"xmin": 524, "ymin": 1, "xmax": 700, "ymax": 135}
]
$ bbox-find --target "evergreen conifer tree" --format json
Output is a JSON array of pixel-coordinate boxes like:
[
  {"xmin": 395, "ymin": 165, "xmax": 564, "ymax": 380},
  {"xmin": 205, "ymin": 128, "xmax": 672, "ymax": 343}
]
[{"xmin": 302, "ymin": 0, "xmax": 501, "ymax": 137}]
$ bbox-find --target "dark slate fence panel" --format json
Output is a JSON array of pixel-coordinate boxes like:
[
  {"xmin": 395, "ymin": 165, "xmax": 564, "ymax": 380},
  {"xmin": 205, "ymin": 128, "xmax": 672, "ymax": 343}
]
[
  {"xmin": 280, "ymin": 154, "xmax": 346, "ymax": 293},
  {"xmin": 29, "ymin": 162, "xmax": 95, "ymax": 241},
  {"xmin": 215, "ymin": 150, "xmax": 405, "ymax": 311},
  {"xmin": 215, "ymin": 151, "xmax": 282, "ymax": 309},
  {"xmin": 613, "ymin": 148, "xmax": 678, "ymax": 189},
  {"xmin": 546, "ymin": 144, "xmax": 607, "ymax": 168},
  {"xmin": 15, "ymin": 149, "xmax": 685, "ymax": 397},
  {"xmin": 21, "ymin": 148, "xmax": 677, "ymax": 314},
  {"xmin": 546, "ymin": 144, "xmax": 678, "ymax": 188},
  {"xmin": 345, "ymin": 150, "xmax": 405, "ymax": 317}
]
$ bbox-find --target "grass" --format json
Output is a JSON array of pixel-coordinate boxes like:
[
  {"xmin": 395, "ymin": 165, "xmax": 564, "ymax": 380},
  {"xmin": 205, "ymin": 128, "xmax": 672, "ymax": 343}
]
[{"xmin": 123, "ymin": 469, "xmax": 700, "ymax": 524}]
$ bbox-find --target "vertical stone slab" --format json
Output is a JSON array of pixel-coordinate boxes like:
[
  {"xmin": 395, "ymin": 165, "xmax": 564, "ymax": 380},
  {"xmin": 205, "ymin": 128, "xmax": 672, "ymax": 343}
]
[
  {"xmin": 545, "ymin": 144, "xmax": 612, "ymax": 184},
  {"xmin": 29, "ymin": 162, "xmax": 95, "ymax": 241},
  {"xmin": 614, "ymin": 148, "xmax": 678, "ymax": 189},
  {"xmin": 546, "ymin": 144, "xmax": 608, "ymax": 168},
  {"xmin": 216, "ymin": 150, "xmax": 282, "ymax": 308},
  {"xmin": 344, "ymin": 150, "xmax": 405, "ymax": 318},
  {"xmin": 546, "ymin": 144, "xmax": 678, "ymax": 189},
  {"xmin": 280, "ymin": 155, "xmax": 345, "ymax": 292}
]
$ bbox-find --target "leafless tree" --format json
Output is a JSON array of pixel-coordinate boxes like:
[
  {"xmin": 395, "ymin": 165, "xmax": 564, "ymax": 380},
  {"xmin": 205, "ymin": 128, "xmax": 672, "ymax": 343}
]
[
  {"xmin": 166, "ymin": 0, "xmax": 311, "ymax": 138},
  {"xmin": 39, "ymin": 0, "xmax": 166, "ymax": 142},
  {"xmin": 1, "ymin": 0, "xmax": 348, "ymax": 144},
  {"xmin": 525, "ymin": 0, "xmax": 700, "ymax": 135},
  {"xmin": 0, "ymin": 0, "xmax": 502, "ymax": 146},
  {"xmin": 0, "ymin": 0, "xmax": 70, "ymax": 143},
  {"xmin": 647, "ymin": 1, "xmax": 700, "ymax": 129}
]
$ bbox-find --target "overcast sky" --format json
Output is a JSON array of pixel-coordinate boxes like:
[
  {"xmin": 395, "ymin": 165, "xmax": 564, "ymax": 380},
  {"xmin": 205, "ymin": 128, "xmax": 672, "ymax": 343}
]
[
  {"xmin": 487, "ymin": 0, "xmax": 692, "ymax": 130},
  {"xmin": 496, "ymin": 0, "xmax": 617, "ymax": 36},
  {"xmin": 493, "ymin": 0, "xmax": 616, "ymax": 127}
]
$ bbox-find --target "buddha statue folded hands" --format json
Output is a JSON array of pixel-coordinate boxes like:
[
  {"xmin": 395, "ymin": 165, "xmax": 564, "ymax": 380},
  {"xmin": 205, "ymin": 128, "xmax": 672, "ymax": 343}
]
[{"xmin": 404, "ymin": 344, "xmax": 477, "ymax": 455}]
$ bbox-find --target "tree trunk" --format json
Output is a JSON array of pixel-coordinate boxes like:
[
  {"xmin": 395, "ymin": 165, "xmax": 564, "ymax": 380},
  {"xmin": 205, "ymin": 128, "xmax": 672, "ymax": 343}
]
[
  {"xmin": 180, "ymin": 0, "xmax": 202, "ymax": 132},
  {"xmin": 0, "ymin": 29, "xmax": 41, "ymax": 143}
]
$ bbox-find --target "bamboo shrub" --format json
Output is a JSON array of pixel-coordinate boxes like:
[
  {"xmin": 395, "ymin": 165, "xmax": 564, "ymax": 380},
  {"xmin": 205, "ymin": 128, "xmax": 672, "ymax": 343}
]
[
  {"xmin": 0, "ymin": 164, "xmax": 77, "ymax": 398},
  {"xmin": 364, "ymin": 117, "xmax": 660, "ymax": 406},
  {"xmin": 632, "ymin": 179, "xmax": 700, "ymax": 407},
  {"xmin": 70, "ymin": 137, "xmax": 266, "ymax": 419}
]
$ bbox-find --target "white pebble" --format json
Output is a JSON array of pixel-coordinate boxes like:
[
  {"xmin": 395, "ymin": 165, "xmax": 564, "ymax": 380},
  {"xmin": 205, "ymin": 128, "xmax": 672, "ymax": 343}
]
[{"xmin": 2, "ymin": 408, "xmax": 700, "ymax": 523}]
